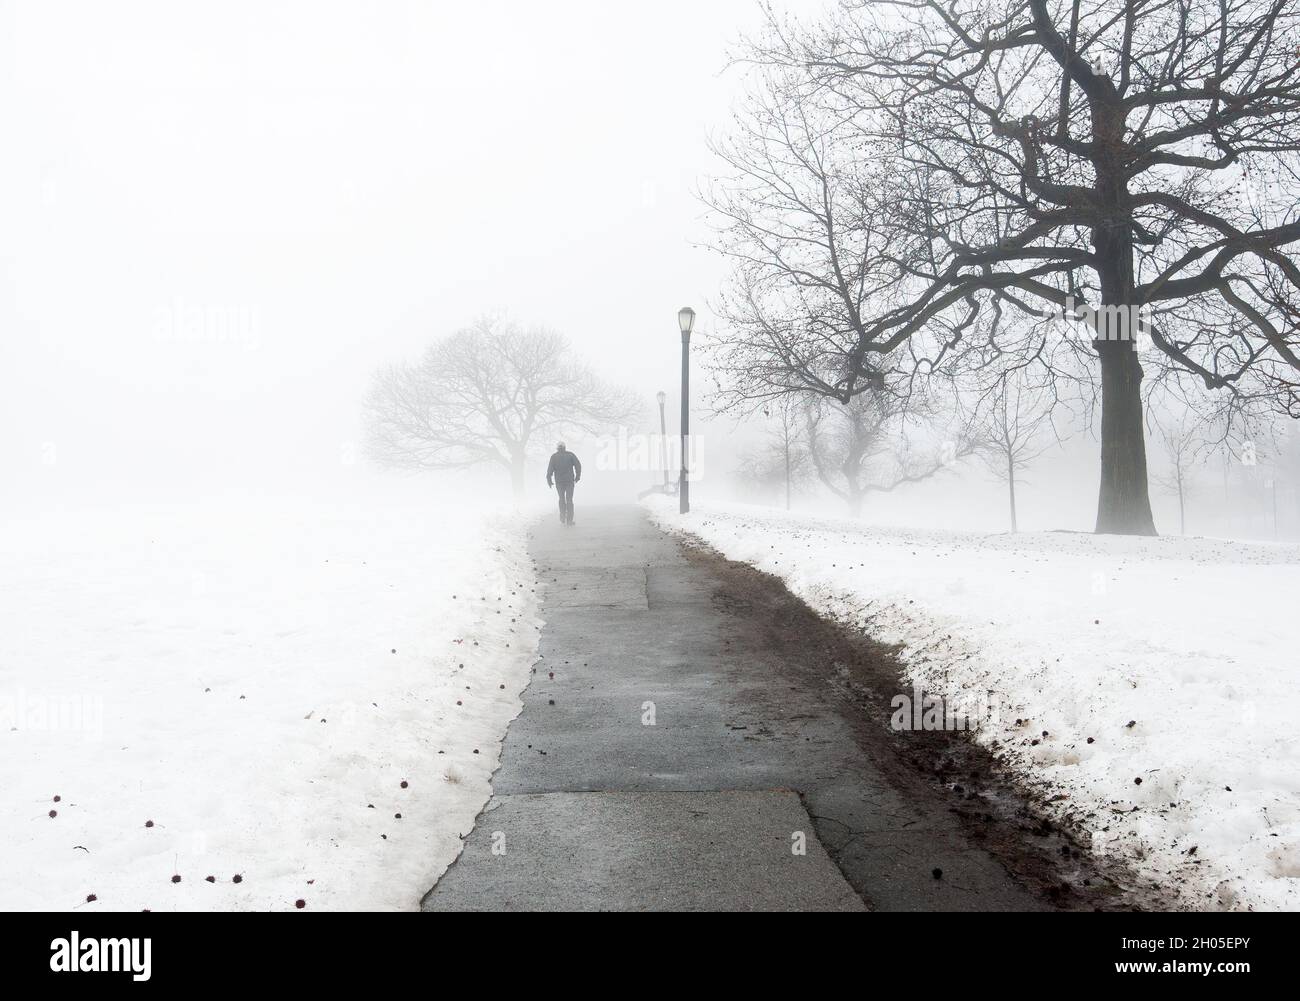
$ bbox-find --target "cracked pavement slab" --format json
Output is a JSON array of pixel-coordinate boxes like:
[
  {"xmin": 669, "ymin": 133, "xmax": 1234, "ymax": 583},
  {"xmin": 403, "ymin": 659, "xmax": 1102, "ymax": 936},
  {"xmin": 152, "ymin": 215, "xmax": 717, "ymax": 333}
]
[{"xmin": 424, "ymin": 789, "xmax": 865, "ymax": 911}]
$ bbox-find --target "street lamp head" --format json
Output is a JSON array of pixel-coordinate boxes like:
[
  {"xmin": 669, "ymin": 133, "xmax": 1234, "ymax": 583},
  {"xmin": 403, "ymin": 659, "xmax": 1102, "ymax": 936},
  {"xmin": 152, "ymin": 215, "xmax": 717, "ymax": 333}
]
[
  {"xmin": 656, "ymin": 390, "xmax": 667, "ymax": 406},
  {"xmin": 677, "ymin": 306, "xmax": 696, "ymax": 336}
]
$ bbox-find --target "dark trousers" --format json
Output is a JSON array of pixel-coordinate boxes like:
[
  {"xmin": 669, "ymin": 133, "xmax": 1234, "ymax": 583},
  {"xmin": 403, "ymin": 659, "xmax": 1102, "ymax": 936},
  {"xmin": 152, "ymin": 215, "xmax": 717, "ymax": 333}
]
[{"xmin": 555, "ymin": 482, "xmax": 575, "ymax": 524}]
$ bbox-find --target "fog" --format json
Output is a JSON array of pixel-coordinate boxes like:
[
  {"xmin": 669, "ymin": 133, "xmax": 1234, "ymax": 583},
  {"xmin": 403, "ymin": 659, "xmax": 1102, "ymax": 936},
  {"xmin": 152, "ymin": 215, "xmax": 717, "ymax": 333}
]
[
  {"xmin": 0, "ymin": 2, "xmax": 746, "ymax": 498},
  {"xmin": 0, "ymin": 0, "xmax": 1286, "ymax": 539}
]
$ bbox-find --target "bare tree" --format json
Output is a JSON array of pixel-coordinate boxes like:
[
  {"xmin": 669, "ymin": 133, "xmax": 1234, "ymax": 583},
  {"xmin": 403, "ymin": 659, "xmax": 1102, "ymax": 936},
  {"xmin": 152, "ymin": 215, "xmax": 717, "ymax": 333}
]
[
  {"xmin": 972, "ymin": 368, "xmax": 1065, "ymax": 531},
  {"xmin": 703, "ymin": 74, "xmax": 982, "ymax": 516},
  {"xmin": 704, "ymin": 71, "xmax": 923, "ymax": 409},
  {"xmin": 804, "ymin": 389, "xmax": 974, "ymax": 516},
  {"xmin": 738, "ymin": 396, "xmax": 811, "ymax": 509},
  {"xmin": 1236, "ymin": 423, "xmax": 1300, "ymax": 537},
  {"xmin": 1151, "ymin": 414, "xmax": 1204, "ymax": 535},
  {"xmin": 1275, "ymin": 423, "xmax": 1300, "ymax": 534},
  {"xmin": 364, "ymin": 316, "xmax": 639, "ymax": 499},
  {"xmin": 721, "ymin": 0, "xmax": 1300, "ymax": 536}
]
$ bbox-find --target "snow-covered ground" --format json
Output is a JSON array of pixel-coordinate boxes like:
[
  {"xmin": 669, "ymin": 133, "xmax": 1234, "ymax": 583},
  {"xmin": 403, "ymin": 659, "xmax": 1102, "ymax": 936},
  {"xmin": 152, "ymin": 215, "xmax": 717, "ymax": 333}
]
[
  {"xmin": 648, "ymin": 497, "xmax": 1300, "ymax": 911},
  {"xmin": 1, "ymin": 496, "xmax": 540, "ymax": 911}
]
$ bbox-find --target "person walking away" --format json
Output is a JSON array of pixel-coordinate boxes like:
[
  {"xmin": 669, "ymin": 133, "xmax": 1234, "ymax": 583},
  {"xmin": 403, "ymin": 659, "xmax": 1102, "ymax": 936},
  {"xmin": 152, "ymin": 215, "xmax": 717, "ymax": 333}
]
[{"xmin": 546, "ymin": 441, "xmax": 581, "ymax": 526}]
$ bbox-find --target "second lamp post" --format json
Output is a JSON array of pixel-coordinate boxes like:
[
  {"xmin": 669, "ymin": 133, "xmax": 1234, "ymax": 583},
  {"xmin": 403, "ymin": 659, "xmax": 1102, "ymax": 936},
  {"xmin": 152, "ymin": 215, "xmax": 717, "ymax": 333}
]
[
  {"xmin": 656, "ymin": 390, "xmax": 669, "ymax": 490},
  {"xmin": 677, "ymin": 306, "xmax": 695, "ymax": 514}
]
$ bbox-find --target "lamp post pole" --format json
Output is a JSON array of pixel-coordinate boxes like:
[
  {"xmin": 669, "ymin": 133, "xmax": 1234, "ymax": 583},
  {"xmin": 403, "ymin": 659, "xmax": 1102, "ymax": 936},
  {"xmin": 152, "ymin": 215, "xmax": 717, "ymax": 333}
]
[
  {"xmin": 656, "ymin": 391, "xmax": 669, "ymax": 490},
  {"xmin": 677, "ymin": 307, "xmax": 695, "ymax": 514}
]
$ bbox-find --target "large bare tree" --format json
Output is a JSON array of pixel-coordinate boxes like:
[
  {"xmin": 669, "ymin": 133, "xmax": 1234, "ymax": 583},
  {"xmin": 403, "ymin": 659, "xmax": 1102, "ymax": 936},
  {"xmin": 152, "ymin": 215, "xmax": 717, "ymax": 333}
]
[
  {"xmin": 717, "ymin": 0, "xmax": 1300, "ymax": 535},
  {"xmin": 364, "ymin": 317, "xmax": 639, "ymax": 499}
]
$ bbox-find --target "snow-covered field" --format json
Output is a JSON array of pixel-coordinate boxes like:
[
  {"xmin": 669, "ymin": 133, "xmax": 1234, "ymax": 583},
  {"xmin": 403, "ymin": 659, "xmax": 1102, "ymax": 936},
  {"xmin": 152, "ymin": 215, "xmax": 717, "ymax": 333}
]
[
  {"xmin": 1, "ymin": 496, "xmax": 539, "ymax": 911},
  {"xmin": 648, "ymin": 498, "xmax": 1300, "ymax": 911}
]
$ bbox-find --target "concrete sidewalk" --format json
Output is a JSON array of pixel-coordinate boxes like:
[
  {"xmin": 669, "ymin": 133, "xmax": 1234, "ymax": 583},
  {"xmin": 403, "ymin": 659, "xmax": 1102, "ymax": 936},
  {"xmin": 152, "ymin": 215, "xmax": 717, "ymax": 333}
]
[{"xmin": 422, "ymin": 505, "xmax": 1042, "ymax": 911}]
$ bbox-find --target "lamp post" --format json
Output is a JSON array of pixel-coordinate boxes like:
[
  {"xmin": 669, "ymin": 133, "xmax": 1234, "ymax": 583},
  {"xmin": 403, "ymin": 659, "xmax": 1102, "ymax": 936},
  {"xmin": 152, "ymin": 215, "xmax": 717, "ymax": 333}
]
[
  {"xmin": 656, "ymin": 390, "xmax": 669, "ymax": 490},
  {"xmin": 677, "ymin": 306, "xmax": 695, "ymax": 514}
]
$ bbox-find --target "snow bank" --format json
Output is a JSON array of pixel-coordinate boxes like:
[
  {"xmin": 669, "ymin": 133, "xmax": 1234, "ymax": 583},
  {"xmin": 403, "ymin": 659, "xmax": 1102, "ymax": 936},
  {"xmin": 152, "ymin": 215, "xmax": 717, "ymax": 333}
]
[
  {"xmin": 647, "ymin": 497, "xmax": 1300, "ymax": 911},
  {"xmin": 1, "ymin": 498, "xmax": 540, "ymax": 911}
]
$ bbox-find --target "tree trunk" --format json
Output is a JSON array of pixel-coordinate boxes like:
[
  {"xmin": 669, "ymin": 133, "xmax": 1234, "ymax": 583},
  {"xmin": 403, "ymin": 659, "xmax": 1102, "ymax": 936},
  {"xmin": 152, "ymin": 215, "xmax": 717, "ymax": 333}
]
[
  {"xmin": 1177, "ymin": 474, "xmax": 1186, "ymax": 536},
  {"xmin": 1007, "ymin": 458, "xmax": 1018, "ymax": 533},
  {"xmin": 1094, "ymin": 342, "xmax": 1156, "ymax": 535},
  {"xmin": 1091, "ymin": 105, "xmax": 1157, "ymax": 537}
]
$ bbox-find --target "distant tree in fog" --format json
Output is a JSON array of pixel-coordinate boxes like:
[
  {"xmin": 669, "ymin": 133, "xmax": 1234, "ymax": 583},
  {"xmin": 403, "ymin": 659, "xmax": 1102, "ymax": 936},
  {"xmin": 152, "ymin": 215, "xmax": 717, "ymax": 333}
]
[
  {"xmin": 1276, "ymin": 427, "xmax": 1300, "ymax": 534},
  {"xmin": 1152, "ymin": 416, "xmax": 1205, "ymax": 536},
  {"xmin": 1236, "ymin": 425, "xmax": 1300, "ymax": 539},
  {"xmin": 364, "ymin": 317, "xmax": 639, "ymax": 499},
  {"xmin": 970, "ymin": 368, "xmax": 1065, "ymax": 533},
  {"xmin": 804, "ymin": 390, "xmax": 973, "ymax": 518},
  {"xmin": 1150, "ymin": 387, "xmax": 1279, "ymax": 534},
  {"xmin": 737, "ymin": 397, "xmax": 810, "ymax": 510}
]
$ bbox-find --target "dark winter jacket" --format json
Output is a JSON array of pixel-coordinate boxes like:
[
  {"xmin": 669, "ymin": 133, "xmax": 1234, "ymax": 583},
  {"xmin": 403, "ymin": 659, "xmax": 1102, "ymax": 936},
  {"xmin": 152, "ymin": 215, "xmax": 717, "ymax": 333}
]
[{"xmin": 546, "ymin": 450, "xmax": 582, "ymax": 487}]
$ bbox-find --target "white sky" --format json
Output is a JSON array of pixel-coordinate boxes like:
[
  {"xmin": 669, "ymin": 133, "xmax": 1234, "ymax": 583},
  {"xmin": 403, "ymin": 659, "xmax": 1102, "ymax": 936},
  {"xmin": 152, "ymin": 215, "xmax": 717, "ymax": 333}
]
[{"xmin": 0, "ymin": 0, "xmax": 791, "ymax": 502}]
